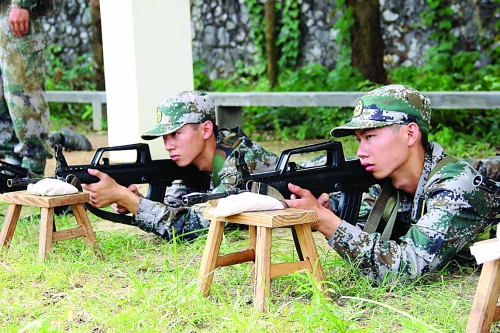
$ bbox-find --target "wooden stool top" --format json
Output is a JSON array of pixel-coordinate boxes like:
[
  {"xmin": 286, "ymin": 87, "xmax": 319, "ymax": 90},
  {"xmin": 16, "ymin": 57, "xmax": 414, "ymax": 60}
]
[
  {"xmin": 2, "ymin": 190, "xmax": 90, "ymax": 208},
  {"xmin": 204, "ymin": 208, "xmax": 318, "ymax": 228}
]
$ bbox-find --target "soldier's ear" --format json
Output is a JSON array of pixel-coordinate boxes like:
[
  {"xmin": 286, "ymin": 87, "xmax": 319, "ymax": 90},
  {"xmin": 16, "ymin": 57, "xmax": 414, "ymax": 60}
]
[
  {"xmin": 201, "ymin": 120, "xmax": 214, "ymax": 139},
  {"xmin": 406, "ymin": 122, "xmax": 420, "ymax": 146}
]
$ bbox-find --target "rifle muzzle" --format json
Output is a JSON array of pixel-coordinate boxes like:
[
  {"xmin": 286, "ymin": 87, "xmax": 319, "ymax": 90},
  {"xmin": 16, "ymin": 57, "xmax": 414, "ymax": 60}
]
[
  {"xmin": 7, "ymin": 178, "xmax": 42, "ymax": 188},
  {"xmin": 473, "ymin": 174, "xmax": 500, "ymax": 197}
]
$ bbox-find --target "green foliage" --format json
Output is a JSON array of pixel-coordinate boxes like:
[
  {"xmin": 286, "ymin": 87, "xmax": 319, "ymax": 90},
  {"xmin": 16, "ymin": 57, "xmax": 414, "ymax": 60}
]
[
  {"xmin": 199, "ymin": 51, "xmax": 499, "ymax": 155},
  {"xmin": 45, "ymin": 44, "xmax": 97, "ymax": 131},
  {"xmin": 276, "ymin": 0, "xmax": 301, "ymax": 70},
  {"xmin": 43, "ymin": 1, "xmax": 499, "ymax": 157},
  {"xmin": 202, "ymin": 1, "xmax": 374, "ymax": 142},
  {"xmin": 245, "ymin": 0, "xmax": 302, "ymax": 83},
  {"xmin": 480, "ymin": 0, "xmax": 500, "ymax": 64},
  {"xmin": 384, "ymin": 0, "xmax": 500, "ymax": 155},
  {"xmin": 234, "ymin": 62, "xmax": 371, "ymax": 141},
  {"xmin": 331, "ymin": 1, "xmax": 353, "ymax": 47},
  {"xmin": 193, "ymin": 60, "xmax": 212, "ymax": 91},
  {"xmin": 245, "ymin": 0, "xmax": 267, "ymax": 78},
  {"xmin": 46, "ymin": 45, "xmax": 95, "ymax": 91}
]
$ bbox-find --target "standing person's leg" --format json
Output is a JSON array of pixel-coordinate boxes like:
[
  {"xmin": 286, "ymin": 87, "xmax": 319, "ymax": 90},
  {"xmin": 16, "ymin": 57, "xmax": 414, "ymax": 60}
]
[
  {"xmin": 0, "ymin": 68, "xmax": 21, "ymax": 166},
  {"xmin": 0, "ymin": 10, "xmax": 22, "ymax": 167},
  {"xmin": 0, "ymin": 12, "xmax": 52, "ymax": 177}
]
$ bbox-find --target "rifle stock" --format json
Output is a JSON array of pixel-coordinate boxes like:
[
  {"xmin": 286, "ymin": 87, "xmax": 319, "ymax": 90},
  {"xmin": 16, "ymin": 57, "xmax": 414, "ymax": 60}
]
[{"xmin": 235, "ymin": 141, "xmax": 378, "ymax": 225}]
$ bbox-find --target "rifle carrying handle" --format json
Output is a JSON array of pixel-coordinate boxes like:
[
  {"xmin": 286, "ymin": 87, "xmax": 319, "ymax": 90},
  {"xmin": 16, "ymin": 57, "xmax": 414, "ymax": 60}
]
[
  {"xmin": 90, "ymin": 143, "xmax": 153, "ymax": 165},
  {"xmin": 275, "ymin": 141, "xmax": 345, "ymax": 173}
]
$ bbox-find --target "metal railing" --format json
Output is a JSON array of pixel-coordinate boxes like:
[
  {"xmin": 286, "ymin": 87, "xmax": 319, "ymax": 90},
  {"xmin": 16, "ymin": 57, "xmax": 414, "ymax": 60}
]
[
  {"xmin": 46, "ymin": 91, "xmax": 106, "ymax": 131},
  {"xmin": 46, "ymin": 90, "xmax": 500, "ymax": 130}
]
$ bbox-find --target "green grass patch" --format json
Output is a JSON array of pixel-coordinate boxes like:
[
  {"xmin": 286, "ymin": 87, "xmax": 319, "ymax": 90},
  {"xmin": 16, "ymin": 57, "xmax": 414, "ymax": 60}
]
[{"xmin": 0, "ymin": 201, "xmax": 487, "ymax": 332}]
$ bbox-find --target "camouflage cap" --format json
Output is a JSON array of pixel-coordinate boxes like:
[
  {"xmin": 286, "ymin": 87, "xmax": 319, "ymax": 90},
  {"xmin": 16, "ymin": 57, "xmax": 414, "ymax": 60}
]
[
  {"xmin": 330, "ymin": 84, "xmax": 432, "ymax": 137},
  {"xmin": 141, "ymin": 91, "xmax": 216, "ymax": 140}
]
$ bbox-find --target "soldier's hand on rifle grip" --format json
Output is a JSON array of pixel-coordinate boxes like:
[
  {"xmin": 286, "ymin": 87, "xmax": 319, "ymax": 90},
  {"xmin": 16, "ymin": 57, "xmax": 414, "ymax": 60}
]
[
  {"xmin": 286, "ymin": 183, "xmax": 343, "ymax": 239},
  {"xmin": 82, "ymin": 169, "xmax": 120, "ymax": 208},
  {"xmin": 286, "ymin": 183, "xmax": 323, "ymax": 210},
  {"xmin": 82, "ymin": 169, "xmax": 141, "ymax": 215}
]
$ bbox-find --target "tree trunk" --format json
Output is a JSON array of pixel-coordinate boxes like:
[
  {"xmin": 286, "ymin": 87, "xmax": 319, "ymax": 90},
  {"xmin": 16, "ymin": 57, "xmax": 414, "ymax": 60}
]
[
  {"xmin": 347, "ymin": 0, "xmax": 387, "ymax": 84},
  {"xmin": 265, "ymin": 0, "xmax": 278, "ymax": 88},
  {"xmin": 90, "ymin": 0, "xmax": 105, "ymax": 91}
]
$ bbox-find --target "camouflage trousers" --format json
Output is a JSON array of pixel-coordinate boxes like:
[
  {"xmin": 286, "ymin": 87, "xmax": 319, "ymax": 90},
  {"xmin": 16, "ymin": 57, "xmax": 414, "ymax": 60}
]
[{"xmin": 0, "ymin": 9, "xmax": 52, "ymax": 177}]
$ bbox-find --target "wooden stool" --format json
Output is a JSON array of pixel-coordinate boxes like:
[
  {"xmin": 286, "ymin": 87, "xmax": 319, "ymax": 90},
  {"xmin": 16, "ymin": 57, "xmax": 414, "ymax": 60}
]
[
  {"xmin": 466, "ymin": 258, "xmax": 500, "ymax": 332},
  {"xmin": 198, "ymin": 208, "xmax": 328, "ymax": 312},
  {"xmin": 0, "ymin": 190, "xmax": 100, "ymax": 260}
]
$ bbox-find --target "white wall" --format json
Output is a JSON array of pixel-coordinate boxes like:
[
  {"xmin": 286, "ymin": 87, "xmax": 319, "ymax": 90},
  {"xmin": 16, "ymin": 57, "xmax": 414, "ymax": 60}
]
[{"xmin": 100, "ymin": 0, "xmax": 194, "ymax": 160}]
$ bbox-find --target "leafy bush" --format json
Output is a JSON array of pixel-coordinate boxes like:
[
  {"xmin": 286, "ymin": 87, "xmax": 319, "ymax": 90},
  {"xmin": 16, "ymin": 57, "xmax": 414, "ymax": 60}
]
[
  {"xmin": 46, "ymin": 45, "xmax": 96, "ymax": 91},
  {"xmin": 45, "ymin": 44, "xmax": 96, "ymax": 131},
  {"xmin": 193, "ymin": 60, "xmax": 212, "ymax": 92}
]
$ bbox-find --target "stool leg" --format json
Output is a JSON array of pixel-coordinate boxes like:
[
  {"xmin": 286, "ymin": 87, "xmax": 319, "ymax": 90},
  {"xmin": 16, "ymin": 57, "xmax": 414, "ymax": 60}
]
[
  {"xmin": 294, "ymin": 224, "xmax": 329, "ymax": 295},
  {"xmin": 466, "ymin": 260, "xmax": 500, "ymax": 333},
  {"xmin": 72, "ymin": 203, "xmax": 100, "ymax": 252},
  {"xmin": 249, "ymin": 225, "xmax": 256, "ymax": 285},
  {"xmin": 199, "ymin": 219, "xmax": 225, "ymax": 297},
  {"xmin": 39, "ymin": 207, "xmax": 54, "ymax": 260},
  {"xmin": 254, "ymin": 226, "xmax": 272, "ymax": 312},
  {"xmin": 0, "ymin": 203, "xmax": 22, "ymax": 248}
]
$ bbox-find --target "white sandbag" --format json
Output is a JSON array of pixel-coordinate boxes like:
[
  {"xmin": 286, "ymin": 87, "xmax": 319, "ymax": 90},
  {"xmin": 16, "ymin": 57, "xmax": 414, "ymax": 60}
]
[
  {"xmin": 211, "ymin": 192, "xmax": 284, "ymax": 218},
  {"xmin": 27, "ymin": 178, "xmax": 78, "ymax": 196}
]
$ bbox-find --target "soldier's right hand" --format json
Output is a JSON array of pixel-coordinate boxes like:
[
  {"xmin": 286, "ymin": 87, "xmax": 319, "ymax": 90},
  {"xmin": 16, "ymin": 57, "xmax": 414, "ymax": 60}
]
[
  {"xmin": 82, "ymin": 169, "xmax": 120, "ymax": 208},
  {"xmin": 8, "ymin": 8, "xmax": 30, "ymax": 37}
]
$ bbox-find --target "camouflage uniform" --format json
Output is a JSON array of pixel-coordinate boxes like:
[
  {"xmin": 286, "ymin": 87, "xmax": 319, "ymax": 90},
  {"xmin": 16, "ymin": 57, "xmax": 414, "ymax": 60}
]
[
  {"xmin": 132, "ymin": 91, "xmax": 278, "ymax": 241},
  {"xmin": 0, "ymin": 0, "xmax": 52, "ymax": 177},
  {"xmin": 327, "ymin": 85, "xmax": 500, "ymax": 283}
]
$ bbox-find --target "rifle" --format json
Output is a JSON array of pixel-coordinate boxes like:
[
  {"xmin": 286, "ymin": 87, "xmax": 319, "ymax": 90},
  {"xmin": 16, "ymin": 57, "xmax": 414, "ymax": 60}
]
[
  {"xmin": 183, "ymin": 140, "xmax": 378, "ymax": 226},
  {"xmin": 7, "ymin": 143, "xmax": 211, "ymax": 224},
  {"xmin": 183, "ymin": 140, "xmax": 378, "ymax": 261}
]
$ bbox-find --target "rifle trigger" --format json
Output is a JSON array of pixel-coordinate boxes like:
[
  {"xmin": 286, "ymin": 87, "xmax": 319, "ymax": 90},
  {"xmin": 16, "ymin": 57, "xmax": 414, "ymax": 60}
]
[
  {"xmin": 246, "ymin": 181, "xmax": 285, "ymax": 200},
  {"xmin": 245, "ymin": 180, "xmax": 254, "ymax": 192},
  {"xmin": 65, "ymin": 174, "xmax": 83, "ymax": 191}
]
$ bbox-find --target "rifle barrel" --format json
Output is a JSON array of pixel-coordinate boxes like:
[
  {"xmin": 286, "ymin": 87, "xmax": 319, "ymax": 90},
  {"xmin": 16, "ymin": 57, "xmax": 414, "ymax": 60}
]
[{"xmin": 182, "ymin": 188, "xmax": 247, "ymax": 206}]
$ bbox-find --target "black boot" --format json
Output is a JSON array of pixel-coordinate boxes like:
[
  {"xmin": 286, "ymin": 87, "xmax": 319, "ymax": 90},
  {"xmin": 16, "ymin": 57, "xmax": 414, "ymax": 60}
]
[{"xmin": 49, "ymin": 128, "xmax": 92, "ymax": 151}]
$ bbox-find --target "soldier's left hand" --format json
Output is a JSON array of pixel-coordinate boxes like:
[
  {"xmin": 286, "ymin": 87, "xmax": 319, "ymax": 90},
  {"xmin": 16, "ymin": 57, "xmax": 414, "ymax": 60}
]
[
  {"xmin": 112, "ymin": 184, "xmax": 143, "ymax": 214},
  {"xmin": 318, "ymin": 193, "xmax": 333, "ymax": 211}
]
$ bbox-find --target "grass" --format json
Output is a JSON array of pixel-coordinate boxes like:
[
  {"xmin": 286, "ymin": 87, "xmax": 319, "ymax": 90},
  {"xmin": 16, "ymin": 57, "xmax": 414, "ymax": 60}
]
[{"xmin": 0, "ymin": 203, "xmax": 495, "ymax": 332}]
